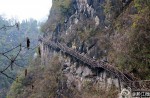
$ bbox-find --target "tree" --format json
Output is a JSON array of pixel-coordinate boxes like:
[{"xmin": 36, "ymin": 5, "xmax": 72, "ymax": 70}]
[
  {"xmin": 0, "ymin": 17, "xmax": 41, "ymax": 98},
  {"xmin": 0, "ymin": 23, "xmax": 32, "ymax": 80}
]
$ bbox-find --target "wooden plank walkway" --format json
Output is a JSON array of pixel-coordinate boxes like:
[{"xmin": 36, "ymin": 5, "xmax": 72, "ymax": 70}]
[{"xmin": 43, "ymin": 40, "xmax": 150, "ymax": 90}]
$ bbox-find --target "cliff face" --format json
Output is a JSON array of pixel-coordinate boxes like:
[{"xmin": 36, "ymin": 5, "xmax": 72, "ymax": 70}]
[
  {"xmin": 41, "ymin": 0, "xmax": 150, "ymax": 96},
  {"xmin": 43, "ymin": 0, "xmax": 124, "ymax": 60},
  {"xmin": 42, "ymin": 0, "xmax": 150, "ymax": 79},
  {"xmin": 7, "ymin": 0, "xmax": 150, "ymax": 98}
]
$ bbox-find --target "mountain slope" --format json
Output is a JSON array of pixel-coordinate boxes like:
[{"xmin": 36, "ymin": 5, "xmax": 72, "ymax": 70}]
[{"xmin": 8, "ymin": 0, "xmax": 150, "ymax": 97}]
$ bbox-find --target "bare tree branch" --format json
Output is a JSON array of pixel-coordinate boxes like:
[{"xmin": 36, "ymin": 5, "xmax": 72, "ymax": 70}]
[
  {"xmin": 21, "ymin": 45, "xmax": 39, "ymax": 50},
  {"xmin": 0, "ymin": 23, "xmax": 38, "ymax": 83},
  {"xmin": 1, "ymin": 44, "xmax": 22, "ymax": 72},
  {"xmin": 0, "ymin": 71, "xmax": 16, "ymax": 81},
  {"xmin": 0, "ymin": 23, "xmax": 19, "ymax": 31},
  {"xmin": 0, "ymin": 45, "xmax": 20, "ymax": 55}
]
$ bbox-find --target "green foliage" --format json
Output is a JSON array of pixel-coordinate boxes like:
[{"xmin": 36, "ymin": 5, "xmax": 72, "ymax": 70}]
[
  {"xmin": 7, "ymin": 56, "xmax": 73, "ymax": 98},
  {"xmin": 7, "ymin": 57, "xmax": 42, "ymax": 97},
  {"xmin": 89, "ymin": 28, "xmax": 99, "ymax": 37},
  {"xmin": 110, "ymin": 0, "xmax": 150, "ymax": 79},
  {"xmin": 0, "ymin": 74, "xmax": 13, "ymax": 98},
  {"xmin": 7, "ymin": 55, "xmax": 120, "ymax": 98},
  {"xmin": 82, "ymin": 80, "xmax": 118, "ymax": 98},
  {"xmin": 41, "ymin": 0, "xmax": 71, "ymax": 33},
  {"xmin": 53, "ymin": 0, "xmax": 71, "ymax": 17},
  {"xmin": 0, "ymin": 16, "xmax": 41, "ymax": 98},
  {"xmin": 134, "ymin": 0, "xmax": 150, "ymax": 13},
  {"xmin": 103, "ymin": 0, "xmax": 112, "ymax": 14},
  {"xmin": 7, "ymin": 76, "xmax": 24, "ymax": 97},
  {"xmin": 60, "ymin": 5, "xmax": 70, "ymax": 16},
  {"xmin": 134, "ymin": 0, "xmax": 142, "ymax": 11},
  {"xmin": 53, "ymin": 0, "xmax": 70, "ymax": 9}
]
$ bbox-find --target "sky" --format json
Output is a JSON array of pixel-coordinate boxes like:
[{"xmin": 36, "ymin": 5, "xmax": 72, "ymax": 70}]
[{"xmin": 0, "ymin": 0, "xmax": 52, "ymax": 22}]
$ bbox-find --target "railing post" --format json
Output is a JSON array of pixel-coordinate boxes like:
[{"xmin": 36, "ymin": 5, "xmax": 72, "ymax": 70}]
[{"xmin": 46, "ymin": 41, "xmax": 133, "ymax": 88}]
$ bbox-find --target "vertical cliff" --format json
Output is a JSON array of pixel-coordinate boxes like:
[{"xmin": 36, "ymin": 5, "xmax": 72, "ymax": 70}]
[{"xmin": 42, "ymin": 0, "xmax": 150, "ymax": 79}]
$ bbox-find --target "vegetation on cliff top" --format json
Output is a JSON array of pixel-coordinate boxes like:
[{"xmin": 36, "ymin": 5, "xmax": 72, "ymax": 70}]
[{"xmin": 109, "ymin": 0, "xmax": 150, "ymax": 79}]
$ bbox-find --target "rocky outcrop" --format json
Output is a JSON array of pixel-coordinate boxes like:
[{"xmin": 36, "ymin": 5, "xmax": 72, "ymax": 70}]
[
  {"xmin": 41, "ymin": 0, "xmax": 150, "ymax": 96},
  {"xmin": 45, "ymin": 0, "xmax": 133, "ymax": 61}
]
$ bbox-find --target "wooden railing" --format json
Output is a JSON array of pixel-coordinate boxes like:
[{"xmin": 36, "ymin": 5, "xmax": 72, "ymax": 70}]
[{"xmin": 43, "ymin": 40, "xmax": 150, "ymax": 89}]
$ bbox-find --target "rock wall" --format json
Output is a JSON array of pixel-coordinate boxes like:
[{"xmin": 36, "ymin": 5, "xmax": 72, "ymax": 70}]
[
  {"xmin": 40, "ymin": 42, "xmax": 126, "ymax": 93},
  {"xmin": 41, "ymin": 0, "xmax": 134, "ymax": 94},
  {"xmin": 43, "ymin": 0, "xmax": 131, "ymax": 61}
]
